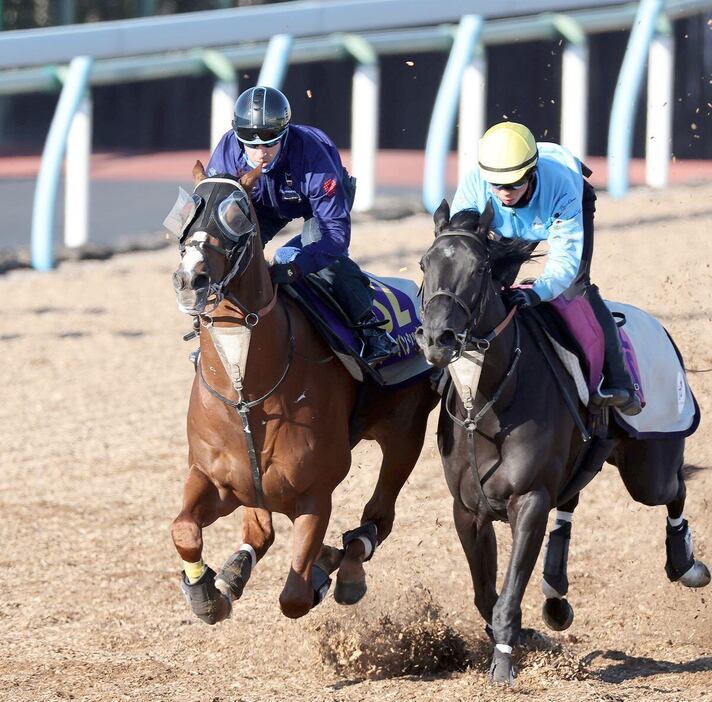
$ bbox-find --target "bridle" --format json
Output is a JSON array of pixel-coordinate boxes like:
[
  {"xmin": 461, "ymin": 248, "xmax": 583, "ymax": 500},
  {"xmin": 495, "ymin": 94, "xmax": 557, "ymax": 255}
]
[
  {"xmin": 180, "ymin": 177, "xmax": 277, "ymax": 327},
  {"xmin": 178, "ymin": 177, "xmax": 293, "ymax": 508},
  {"xmin": 420, "ymin": 225, "xmax": 521, "ymax": 519},
  {"xmin": 420, "ymin": 229, "xmax": 502, "ymax": 359}
]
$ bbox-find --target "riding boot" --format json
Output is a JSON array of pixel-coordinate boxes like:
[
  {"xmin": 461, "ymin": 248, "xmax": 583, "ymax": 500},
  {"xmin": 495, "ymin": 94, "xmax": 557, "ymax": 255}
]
[
  {"xmin": 586, "ymin": 285, "xmax": 642, "ymax": 416},
  {"xmin": 359, "ymin": 311, "xmax": 398, "ymax": 367}
]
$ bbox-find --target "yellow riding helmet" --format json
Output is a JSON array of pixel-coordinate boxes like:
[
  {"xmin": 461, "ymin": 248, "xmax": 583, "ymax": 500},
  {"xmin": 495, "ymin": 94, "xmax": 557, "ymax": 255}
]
[{"xmin": 478, "ymin": 122, "xmax": 538, "ymax": 184}]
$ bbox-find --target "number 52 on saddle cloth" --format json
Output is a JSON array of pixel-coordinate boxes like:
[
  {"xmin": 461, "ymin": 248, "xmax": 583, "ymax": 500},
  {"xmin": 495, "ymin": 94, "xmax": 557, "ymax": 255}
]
[{"xmin": 284, "ymin": 272, "xmax": 434, "ymax": 387}]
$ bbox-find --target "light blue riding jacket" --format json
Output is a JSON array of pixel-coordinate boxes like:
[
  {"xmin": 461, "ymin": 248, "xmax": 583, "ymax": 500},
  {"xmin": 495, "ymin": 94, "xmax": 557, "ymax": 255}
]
[{"xmin": 451, "ymin": 142, "xmax": 584, "ymax": 302}]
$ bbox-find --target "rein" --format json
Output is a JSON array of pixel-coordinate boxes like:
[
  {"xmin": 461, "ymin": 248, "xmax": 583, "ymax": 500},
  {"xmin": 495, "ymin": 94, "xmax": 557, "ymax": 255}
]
[{"xmin": 196, "ymin": 306, "xmax": 295, "ymax": 509}]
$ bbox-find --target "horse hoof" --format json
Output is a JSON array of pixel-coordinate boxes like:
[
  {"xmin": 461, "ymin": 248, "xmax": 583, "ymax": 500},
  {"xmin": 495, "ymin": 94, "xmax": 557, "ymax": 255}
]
[
  {"xmin": 180, "ymin": 566, "xmax": 232, "ymax": 625},
  {"xmin": 334, "ymin": 578, "xmax": 367, "ymax": 605},
  {"xmin": 680, "ymin": 560, "xmax": 711, "ymax": 588},
  {"xmin": 542, "ymin": 597, "xmax": 574, "ymax": 631},
  {"xmin": 488, "ymin": 649, "xmax": 514, "ymax": 686}
]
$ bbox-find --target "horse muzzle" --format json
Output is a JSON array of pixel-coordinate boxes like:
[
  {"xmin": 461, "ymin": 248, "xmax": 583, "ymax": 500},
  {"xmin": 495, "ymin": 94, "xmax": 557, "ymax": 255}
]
[
  {"xmin": 173, "ymin": 268, "xmax": 210, "ymax": 315},
  {"xmin": 415, "ymin": 325, "xmax": 459, "ymax": 368}
]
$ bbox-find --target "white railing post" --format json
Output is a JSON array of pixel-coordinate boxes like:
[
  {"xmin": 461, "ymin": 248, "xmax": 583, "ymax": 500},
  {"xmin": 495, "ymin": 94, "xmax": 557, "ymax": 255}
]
[
  {"xmin": 202, "ymin": 50, "xmax": 238, "ymax": 153},
  {"xmin": 211, "ymin": 81, "xmax": 237, "ymax": 152},
  {"xmin": 645, "ymin": 18, "xmax": 674, "ymax": 189},
  {"xmin": 64, "ymin": 92, "xmax": 92, "ymax": 248},
  {"xmin": 553, "ymin": 15, "xmax": 588, "ymax": 160},
  {"xmin": 351, "ymin": 62, "xmax": 379, "ymax": 211},
  {"xmin": 342, "ymin": 34, "xmax": 379, "ymax": 212},
  {"xmin": 458, "ymin": 45, "xmax": 486, "ymax": 183}
]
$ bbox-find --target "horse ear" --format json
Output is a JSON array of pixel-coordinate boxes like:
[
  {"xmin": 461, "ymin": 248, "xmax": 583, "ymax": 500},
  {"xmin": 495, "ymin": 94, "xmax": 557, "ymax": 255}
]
[
  {"xmin": 433, "ymin": 199, "xmax": 450, "ymax": 236},
  {"xmin": 478, "ymin": 198, "xmax": 495, "ymax": 234},
  {"xmin": 193, "ymin": 160, "xmax": 207, "ymax": 184},
  {"xmin": 240, "ymin": 165, "xmax": 262, "ymax": 194}
]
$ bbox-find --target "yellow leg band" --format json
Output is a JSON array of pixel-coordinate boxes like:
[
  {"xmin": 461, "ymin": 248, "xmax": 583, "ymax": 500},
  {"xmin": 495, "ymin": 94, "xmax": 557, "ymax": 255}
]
[{"xmin": 183, "ymin": 559, "xmax": 205, "ymax": 584}]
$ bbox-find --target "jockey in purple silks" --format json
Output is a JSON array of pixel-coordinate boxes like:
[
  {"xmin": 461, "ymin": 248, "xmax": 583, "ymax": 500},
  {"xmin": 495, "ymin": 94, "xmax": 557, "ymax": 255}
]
[
  {"xmin": 207, "ymin": 85, "xmax": 396, "ymax": 366},
  {"xmin": 452, "ymin": 121, "xmax": 641, "ymax": 416}
]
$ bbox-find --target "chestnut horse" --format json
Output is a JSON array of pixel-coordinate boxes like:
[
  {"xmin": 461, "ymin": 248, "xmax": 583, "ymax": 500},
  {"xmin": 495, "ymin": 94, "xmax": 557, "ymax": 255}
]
[
  {"xmin": 416, "ymin": 202, "xmax": 708, "ymax": 685},
  {"xmin": 169, "ymin": 163, "xmax": 438, "ymax": 622}
]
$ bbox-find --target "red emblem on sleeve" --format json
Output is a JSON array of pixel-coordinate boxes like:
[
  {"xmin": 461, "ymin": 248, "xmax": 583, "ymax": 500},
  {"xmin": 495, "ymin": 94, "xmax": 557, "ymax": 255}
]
[{"xmin": 323, "ymin": 178, "xmax": 337, "ymax": 197}]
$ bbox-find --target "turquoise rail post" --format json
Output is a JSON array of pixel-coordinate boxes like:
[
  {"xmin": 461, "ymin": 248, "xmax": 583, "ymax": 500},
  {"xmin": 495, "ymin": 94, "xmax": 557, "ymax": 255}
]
[
  {"xmin": 607, "ymin": 0, "xmax": 665, "ymax": 198},
  {"xmin": 423, "ymin": 14, "xmax": 483, "ymax": 214},
  {"xmin": 258, "ymin": 34, "xmax": 293, "ymax": 88},
  {"xmin": 31, "ymin": 55, "xmax": 93, "ymax": 272}
]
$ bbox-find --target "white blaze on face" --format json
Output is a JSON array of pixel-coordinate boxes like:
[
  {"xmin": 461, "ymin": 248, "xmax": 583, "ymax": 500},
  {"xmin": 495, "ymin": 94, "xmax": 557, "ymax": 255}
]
[{"xmin": 181, "ymin": 231, "xmax": 209, "ymax": 278}]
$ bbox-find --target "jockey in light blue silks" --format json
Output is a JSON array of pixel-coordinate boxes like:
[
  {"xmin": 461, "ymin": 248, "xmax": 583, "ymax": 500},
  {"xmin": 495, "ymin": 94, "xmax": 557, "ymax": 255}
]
[
  {"xmin": 207, "ymin": 86, "xmax": 396, "ymax": 366},
  {"xmin": 452, "ymin": 121, "xmax": 641, "ymax": 416}
]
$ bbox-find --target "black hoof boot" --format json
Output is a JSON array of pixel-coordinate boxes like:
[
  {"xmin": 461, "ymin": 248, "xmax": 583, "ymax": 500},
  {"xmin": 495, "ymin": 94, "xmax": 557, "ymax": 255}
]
[
  {"xmin": 665, "ymin": 520, "xmax": 711, "ymax": 587},
  {"xmin": 180, "ymin": 566, "xmax": 231, "ymax": 625},
  {"xmin": 488, "ymin": 648, "xmax": 515, "ymax": 686},
  {"xmin": 215, "ymin": 549, "xmax": 253, "ymax": 601},
  {"xmin": 542, "ymin": 597, "xmax": 574, "ymax": 631}
]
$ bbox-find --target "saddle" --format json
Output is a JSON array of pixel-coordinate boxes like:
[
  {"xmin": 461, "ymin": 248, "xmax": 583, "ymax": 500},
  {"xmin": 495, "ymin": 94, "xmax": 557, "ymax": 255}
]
[
  {"xmin": 529, "ymin": 298, "xmax": 700, "ymax": 439},
  {"xmin": 282, "ymin": 272, "xmax": 433, "ymax": 387}
]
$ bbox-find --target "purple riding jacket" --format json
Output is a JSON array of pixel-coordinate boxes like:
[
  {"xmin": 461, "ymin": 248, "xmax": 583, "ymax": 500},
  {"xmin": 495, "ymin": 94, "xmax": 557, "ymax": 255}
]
[{"xmin": 207, "ymin": 124, "xmax": 350, "ymax": 275}]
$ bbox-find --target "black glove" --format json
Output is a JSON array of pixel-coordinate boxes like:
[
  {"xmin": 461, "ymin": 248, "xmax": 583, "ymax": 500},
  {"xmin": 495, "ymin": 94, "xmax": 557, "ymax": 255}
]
[
  {"xmin": 269, "ymin": 261, "xmax": 302, "ymax": 285},
  {"xmin": 505, "ymin": 287, "xmax": 541, "ymax": 309}
]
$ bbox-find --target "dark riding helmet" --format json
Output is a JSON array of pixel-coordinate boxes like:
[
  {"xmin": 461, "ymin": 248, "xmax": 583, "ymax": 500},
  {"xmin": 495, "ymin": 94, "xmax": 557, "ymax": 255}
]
[{"xmin": 232, "ymin": 86, "xmax": 291, "ymax": 146}]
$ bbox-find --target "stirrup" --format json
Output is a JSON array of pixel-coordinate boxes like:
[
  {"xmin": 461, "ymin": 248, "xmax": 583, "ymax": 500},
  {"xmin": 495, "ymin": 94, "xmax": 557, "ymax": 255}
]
[{"xmin": 591, "ymin": 380, "xmax": 642, "ymax": 416}]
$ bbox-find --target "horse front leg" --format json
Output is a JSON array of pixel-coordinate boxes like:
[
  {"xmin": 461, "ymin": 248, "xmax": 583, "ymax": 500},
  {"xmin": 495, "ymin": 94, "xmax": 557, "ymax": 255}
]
[
  {"xmin": 541, "ymin": 493, "xmax": 577, "ymax": 631},
  {"xmin": 215, "ymin": 507, "xmax": 274, "ymax": 603},
  {"xmin": 453, "ymin": 500, "xmax": 499, "ymax": 637},
  {"xmin": 171, "ymin": 465, "xmax": 239, "ymax": 625},
  {"xmin": 489, "ymin": 488, "xmax": 550, "ymax": 686},
  {"xmin": 280, "ymin": 493, "xmax": 335, "ymax": 619}
]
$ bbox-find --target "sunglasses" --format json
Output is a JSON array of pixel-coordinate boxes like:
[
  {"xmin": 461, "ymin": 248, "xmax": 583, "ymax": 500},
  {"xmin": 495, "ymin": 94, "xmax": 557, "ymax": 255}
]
[
  {"xmin": 234, "ymin": 126, "xmax": 284, "ymax": 147},
  {"xmin": 490, "ymin": 176, "xmax": 530, "ymax": 191}
]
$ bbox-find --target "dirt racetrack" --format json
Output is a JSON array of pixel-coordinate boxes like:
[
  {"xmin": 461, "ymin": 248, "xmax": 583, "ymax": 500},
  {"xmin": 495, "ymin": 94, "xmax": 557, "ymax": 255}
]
[{"xmin": 2, "ymin": 182, "xmax": 712, "ymax": 702}]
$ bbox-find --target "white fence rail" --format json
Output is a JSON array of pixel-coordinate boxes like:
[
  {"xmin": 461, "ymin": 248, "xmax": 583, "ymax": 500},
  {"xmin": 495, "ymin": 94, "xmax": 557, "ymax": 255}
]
[{"xmin": 0, "ymin": 0, "xmax": 709, "ymax": 268}]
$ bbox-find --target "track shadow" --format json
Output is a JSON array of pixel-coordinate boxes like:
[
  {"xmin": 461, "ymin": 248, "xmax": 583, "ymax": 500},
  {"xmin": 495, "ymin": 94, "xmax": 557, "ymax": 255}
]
[{"xmin": 583, "ymin": 649, "xmax": 712, "ymax": 682}]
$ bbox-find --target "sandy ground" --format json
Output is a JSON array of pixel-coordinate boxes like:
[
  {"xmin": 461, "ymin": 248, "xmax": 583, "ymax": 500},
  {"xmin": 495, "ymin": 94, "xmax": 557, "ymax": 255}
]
[{"xmin": 2, "ymin": 182, "xmax": 712, "ymax": 702}]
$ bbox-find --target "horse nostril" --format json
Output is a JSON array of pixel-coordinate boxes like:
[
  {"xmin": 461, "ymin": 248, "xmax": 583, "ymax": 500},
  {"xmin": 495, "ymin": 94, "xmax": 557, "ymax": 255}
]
[
  {"xmin": 192, "ymin": 274, "xmax": 209, "ymax": 290},
  {"xmin": 437, "ymin": 330, "xmax": 457, "ymax": 348},
  {"xmin": 415, "ymin": 326, "xmax": 425, "ymax": 338},
  {"xmin": 172, "ymin": 271, "xmax": 186, "ymax": 291}
]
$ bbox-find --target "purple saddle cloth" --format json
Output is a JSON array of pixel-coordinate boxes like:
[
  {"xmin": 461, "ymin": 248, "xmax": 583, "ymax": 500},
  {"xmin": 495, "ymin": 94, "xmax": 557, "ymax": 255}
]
[
  {"xmin": 549, "ymin": 294, "xmax": 645, "ymax": 406},
  {"xmin": 293, "ymin": 273, "xmax": 422, "ymax": 369}
]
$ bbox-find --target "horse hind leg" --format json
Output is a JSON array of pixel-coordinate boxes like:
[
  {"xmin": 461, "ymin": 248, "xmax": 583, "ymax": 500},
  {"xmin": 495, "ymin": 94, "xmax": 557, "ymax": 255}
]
[
  {"xmin": 664, "ymin": 468, "xmax": 710, "ymax": 588},
  {"xmin": 171, "ymin": 466, "xmax": 239, "ymax": 625},
  {"xmin": 336, "ymin": 406, "xmax": 431, "ymax": 605},
  {"xmin": 617, "ymin": 439, "xmax": 710, "ymax": 589}
]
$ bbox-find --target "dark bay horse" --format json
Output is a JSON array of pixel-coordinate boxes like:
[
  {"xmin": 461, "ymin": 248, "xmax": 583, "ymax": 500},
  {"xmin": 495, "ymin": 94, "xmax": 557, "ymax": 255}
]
[
  {"xmin": 169, "ymin": 163, "xmax": 438, "ymax": 622},
  {"xmin": 416, "ymin": 201, "xmax": 708, "ymax": 685}
]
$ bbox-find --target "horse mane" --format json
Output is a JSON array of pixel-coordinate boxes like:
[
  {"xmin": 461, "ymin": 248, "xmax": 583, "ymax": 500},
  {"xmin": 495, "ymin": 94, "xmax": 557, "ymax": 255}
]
[{"xmin": 446, "ymin": 209, "xmax": 540, "ymax": 286}]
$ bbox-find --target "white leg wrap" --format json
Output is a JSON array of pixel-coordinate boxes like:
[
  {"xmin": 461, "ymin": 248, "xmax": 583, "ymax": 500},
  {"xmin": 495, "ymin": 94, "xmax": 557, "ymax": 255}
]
[
  {"xmin": 555, "ymin": 510, "xmax": 574, "ymax": 523},
  {"xmin": 496, "ymin": 643, "xmax": 513, "ymax": 655},
  {"xmin": 668, "ymin": 515, "xmax": 684, "ymax": 528},
  {"xmin": 357, "ymin": 535, "xmax": 374, "ymax": 560},
  {"xmin": 239, "ymin": 543, "xmax": 257, "ymax": 569},
  {"xmin": 541, "ymin": 579, "xmax": 564, "ymax": 599}
]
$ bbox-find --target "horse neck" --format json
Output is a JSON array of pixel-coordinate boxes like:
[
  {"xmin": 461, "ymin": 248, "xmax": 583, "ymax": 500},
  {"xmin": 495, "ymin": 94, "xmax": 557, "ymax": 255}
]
[{"xmin": 472, "ymin": 280, "xmax": 518, "ymax": 400}]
